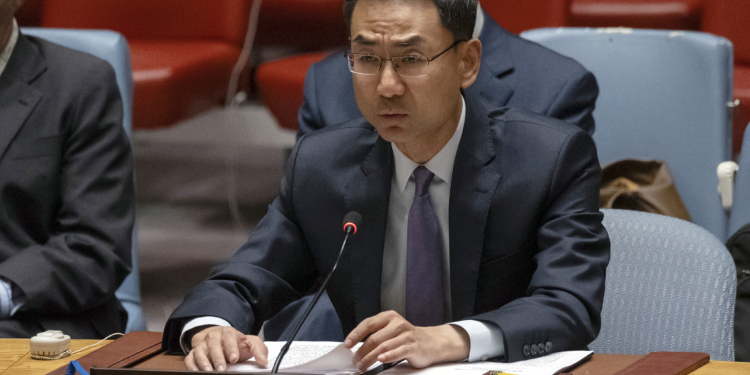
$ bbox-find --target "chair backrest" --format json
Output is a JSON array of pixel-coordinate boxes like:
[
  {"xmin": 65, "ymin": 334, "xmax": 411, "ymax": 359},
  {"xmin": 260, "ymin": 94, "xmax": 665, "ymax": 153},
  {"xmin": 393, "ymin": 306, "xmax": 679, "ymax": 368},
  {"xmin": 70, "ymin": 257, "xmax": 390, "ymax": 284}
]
[
  {"xmin": 40, "ymin": 0, "xmax": 250, "ymax": 47},
  {"xmin": 596, "ymin": 209, "xmax": 735, "ymax": 360},
  {"xmin": 569, "ymin": 0, "xmax": 703, "ymax": 30},
  {"xmin": 481, "ymin": 0, "xmax": 570, "ymax": 34},
  {"xmin": 254, "ymin": 0, "xmax": 348, "ymax": 49},
  {"xmin": 21, "ymin": 28, "xmax": 145, "ymax": 333},
  {"xmin": 521, "ymin": 28, "xmax": 733, "ymax": 240},
  {"xmin": 730, "ymin": 124, "xmax": 750, "ymax": 235}
]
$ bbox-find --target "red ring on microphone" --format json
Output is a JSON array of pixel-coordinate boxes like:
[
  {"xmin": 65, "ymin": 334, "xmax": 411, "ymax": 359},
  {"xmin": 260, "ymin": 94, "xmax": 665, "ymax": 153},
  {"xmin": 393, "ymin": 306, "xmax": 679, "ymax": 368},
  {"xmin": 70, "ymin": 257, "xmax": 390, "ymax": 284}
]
[{"xmin": 343, "ymin": 222, "xmax": 358, "ymax": 234}]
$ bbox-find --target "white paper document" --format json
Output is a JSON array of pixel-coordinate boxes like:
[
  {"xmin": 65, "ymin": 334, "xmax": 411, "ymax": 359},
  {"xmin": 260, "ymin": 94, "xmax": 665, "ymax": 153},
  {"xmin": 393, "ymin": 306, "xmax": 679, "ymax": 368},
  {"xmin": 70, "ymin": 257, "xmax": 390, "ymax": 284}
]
[
  {"xmin": 381, "ymin": 350, "xmax": 593, "ymax": 375},
  {"xmin": 227, "ymin": 341, "xmax": 590, "ymax": 375},
  {"xmin": 227, "ymin": 341, "xmax": 381, "ymax": 374}
]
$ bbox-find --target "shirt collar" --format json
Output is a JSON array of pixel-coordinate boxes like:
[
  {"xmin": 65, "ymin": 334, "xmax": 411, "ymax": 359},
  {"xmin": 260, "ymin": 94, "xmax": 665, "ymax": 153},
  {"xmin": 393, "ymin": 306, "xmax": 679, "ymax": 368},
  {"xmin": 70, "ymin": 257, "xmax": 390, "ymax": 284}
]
[
  {"xmin": 473, "ymin": 3, "xmax": 484, "ymax": 39},
  {"xmin": 0, "ymin": 18, "xmax": 19, "ymax": 79},
  {"xmin": 391, "ymin": 95, "xmax": 466, "ymax": 193}
]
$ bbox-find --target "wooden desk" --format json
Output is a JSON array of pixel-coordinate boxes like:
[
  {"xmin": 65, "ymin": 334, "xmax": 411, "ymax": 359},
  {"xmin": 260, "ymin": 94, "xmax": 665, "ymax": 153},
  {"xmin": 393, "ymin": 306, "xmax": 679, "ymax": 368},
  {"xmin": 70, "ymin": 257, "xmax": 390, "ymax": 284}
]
[
  {"xmin": 569, "ymin": 353, "xmax": 750, "ymax": 374},
  {"xmin": 0, "ymin": 339, "xmax": 110, "ymax": 374},
  {"xmin": 130, "ymin": 350, "xmax": 750, "ymax": 375},
  {"xmin": 1, "ymin": 339, "xmax": 749, "ymax": 374}
]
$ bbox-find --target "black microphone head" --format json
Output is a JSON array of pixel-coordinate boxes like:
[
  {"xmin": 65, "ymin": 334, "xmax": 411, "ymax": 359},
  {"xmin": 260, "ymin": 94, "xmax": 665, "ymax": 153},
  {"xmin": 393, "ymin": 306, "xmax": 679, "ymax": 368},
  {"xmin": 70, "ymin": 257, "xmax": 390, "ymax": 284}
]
[{"xmin": 342, "ymin": 211, "xmax": 363, "ymax": 234}]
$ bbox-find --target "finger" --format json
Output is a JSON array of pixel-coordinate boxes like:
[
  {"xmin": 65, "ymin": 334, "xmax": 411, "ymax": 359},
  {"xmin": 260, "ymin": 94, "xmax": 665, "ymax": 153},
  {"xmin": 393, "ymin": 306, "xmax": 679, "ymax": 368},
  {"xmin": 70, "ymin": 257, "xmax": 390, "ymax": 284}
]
[
  {"xmin": 345, "ymin": 312, "xmax": 393, "ymax": 348},
  {"xmin": 358, "ymin": 335, "xmax": 410, "ymax": 371},
  {"xmin": 222, "ymin": 331, "xmax": 242, "ymax": 364},
  {"xmin": 354, "ymin": 315, "xmax": 409, "ymax": 363},
  {"xmin": 377, "ymin": 340, "xmax": 412, "ymax": 365},
  {"xmin": 206, "ymin": 331, "xmax": 228, "ymax": 372},
  {"xmin": 184, "ymin": 350, "xmax": 200, "ymax": 371},
  {"xmin": 246, "ymin": 336, "xmax": 269, "ymax": 366},
  {"xmin": 237, "ymin": 339, "xmax": 256, "ymax": 362},
  {"xmin": 344, "ymin": 321, "xmax": 371, "ymax": 348},
  {"xmin": 345, "ymin": 315, "xmax": 385, "ymax": 347},
  {"xmin": 192, "ymin": 344, "xmax": 215, "ymax": 372},
  {"xmin": 353, "ymin": 328, "xmax": 389, "ymax": 363}
]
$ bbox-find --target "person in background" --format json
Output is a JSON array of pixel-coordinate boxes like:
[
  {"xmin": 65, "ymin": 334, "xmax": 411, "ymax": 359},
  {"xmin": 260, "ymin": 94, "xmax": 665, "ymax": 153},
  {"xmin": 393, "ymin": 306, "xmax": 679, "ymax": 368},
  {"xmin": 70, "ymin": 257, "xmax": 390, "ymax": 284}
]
[{"xmin": 0, "ymin": 0, "xmax": 135, "ymax": 338}]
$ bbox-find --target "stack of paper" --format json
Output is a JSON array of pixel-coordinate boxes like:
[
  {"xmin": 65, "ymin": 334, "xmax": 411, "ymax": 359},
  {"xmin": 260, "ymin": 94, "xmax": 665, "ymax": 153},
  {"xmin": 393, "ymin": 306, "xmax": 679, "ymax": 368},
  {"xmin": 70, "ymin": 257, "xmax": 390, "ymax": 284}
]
[
  {"xmin": 382, "ymin": 351, "xmax": 592, "ymax": 375},
  {"xmin": 227, "ymin": 341, "xmax": 380, "ymax": 374},
  {"xmin": 228, "ymin": 341, "xmax": 592, "ymax": 375}
]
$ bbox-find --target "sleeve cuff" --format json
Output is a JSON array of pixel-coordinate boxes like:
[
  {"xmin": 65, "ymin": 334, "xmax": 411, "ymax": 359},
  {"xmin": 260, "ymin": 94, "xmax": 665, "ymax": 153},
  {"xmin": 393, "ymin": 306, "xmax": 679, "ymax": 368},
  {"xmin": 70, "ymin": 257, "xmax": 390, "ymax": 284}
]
[
  {"xmin": 450, "ymin": 320, "xmax": 505, "ymax": 362},
  {"xmin": 179, "ymin": 317, "xmax": 232, "ymax": 354},
  {"xmin": 0, "ymin": 276, "xmax": 24, "ymax": 318},
  {"xmin": 0, "ymin": 278, "xmax": 11, "ymax": 318}
]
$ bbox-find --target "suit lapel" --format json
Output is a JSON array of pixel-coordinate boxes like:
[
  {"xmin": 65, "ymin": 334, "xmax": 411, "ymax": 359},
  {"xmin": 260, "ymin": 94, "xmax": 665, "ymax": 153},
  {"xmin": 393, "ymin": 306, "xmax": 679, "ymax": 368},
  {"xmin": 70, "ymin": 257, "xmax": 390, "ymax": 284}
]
[
  {"xmin": 345, "ymin": 136, "xmax": 393, "ymax": 324},
  {"xmin": 449, "ymin": 93, "xmax": 502, "ymax": 320},
  {"xmin": 0, "ymin": 34, "xmax": 46, "ymax": 161},
  {"xmin": 468, "ymin": 11, "xmax": 516, "ymax": 108}
]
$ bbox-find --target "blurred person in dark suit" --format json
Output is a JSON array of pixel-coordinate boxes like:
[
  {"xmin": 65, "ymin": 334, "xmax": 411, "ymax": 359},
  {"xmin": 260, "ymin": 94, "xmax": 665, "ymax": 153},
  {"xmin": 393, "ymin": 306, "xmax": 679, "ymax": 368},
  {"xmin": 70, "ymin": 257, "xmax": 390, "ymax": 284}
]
[{"xmin": 0, "ymin": 0, "xmax": 135, "ymax": 338}]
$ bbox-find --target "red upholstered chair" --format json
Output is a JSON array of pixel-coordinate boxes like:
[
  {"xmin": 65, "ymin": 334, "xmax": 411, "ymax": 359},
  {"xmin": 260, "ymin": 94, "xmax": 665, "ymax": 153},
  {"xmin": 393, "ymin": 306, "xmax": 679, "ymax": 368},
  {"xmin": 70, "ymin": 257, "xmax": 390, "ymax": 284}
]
[
  {"xmin": 253, "ymin": 0, "xmax": 347, "ymax": 132},
  {"xmin": 257, "ymin": 52, "xmax": 331, "ymax": 131},
  {"xmin": 569, "ymin": 0, "xmax": 703, "ymax": 30},
  {"xmin": 41, "ymin": 0, "xmax": 250, "ymax": 130},
  {"xmin": 702, "ymin": 0, "xmax": 750, "ymax": 157},
  {"xmin": 482, "ymin": 0, "xmax": 570, "ymax": 34},
  {"xmin": 255, "ymin": 0, "xmax": 347, "ymax": 50},
  {"xmin": 15, "ymin": 0, "xmax": 44, "ymax": 27}
]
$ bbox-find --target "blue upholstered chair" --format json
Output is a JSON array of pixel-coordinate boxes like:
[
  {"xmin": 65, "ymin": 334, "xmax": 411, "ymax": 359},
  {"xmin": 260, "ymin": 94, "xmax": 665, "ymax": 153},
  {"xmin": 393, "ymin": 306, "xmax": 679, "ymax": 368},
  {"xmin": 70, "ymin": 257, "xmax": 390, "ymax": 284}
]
[
  {"xmin": 21, "ymin": 28, "xmax": 145, "ymax": 332},
  {"xmin": 729, "ymin": 124, "xmax": 750, "ymax": 236},
  {"xmin": 595, "ymin": 209, "xmax": 736, "ymax": 360},
  {"xmin": 521, "ymin": 28, "xmax": 734, "ymax": 240}
]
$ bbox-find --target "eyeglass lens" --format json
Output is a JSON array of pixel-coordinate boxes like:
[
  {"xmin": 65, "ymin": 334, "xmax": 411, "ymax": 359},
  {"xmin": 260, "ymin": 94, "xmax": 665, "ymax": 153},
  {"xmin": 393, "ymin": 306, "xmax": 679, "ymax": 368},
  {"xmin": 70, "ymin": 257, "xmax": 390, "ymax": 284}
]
[{"xmin": 348, "ymin": 55, "xmax": 430, "ymax": 77}]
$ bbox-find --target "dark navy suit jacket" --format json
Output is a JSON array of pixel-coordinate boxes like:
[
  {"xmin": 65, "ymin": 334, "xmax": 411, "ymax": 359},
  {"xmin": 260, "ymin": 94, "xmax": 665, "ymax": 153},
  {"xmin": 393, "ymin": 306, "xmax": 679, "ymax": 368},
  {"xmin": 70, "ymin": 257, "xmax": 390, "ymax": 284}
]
[
  {"xmin": 298, "ymin": 10, "xmax": 599, "ymax": 137},
  {"xmin": 163, "ymin": 92, "xmax": 610, "ymax": 362},
  {"xmin": 0, "ymin": 33, "xmax": 134, "ymax": 338}
]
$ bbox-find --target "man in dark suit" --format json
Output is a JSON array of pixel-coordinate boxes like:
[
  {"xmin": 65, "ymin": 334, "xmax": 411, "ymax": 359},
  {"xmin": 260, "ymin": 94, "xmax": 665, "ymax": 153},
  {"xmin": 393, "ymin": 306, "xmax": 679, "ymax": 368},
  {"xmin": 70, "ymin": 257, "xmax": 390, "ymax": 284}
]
[
  {"xmin": 270, "ymin": 0, "xmax": 600, "ymax": 344},
  {"xmin": 163, "ymin": 0, "xmax": 608, "ymax": 371},
  {"xmin": 297, "ymin": 2, "xmax": 598, "ymax": 137},
  {"xmin": 0, "ymin": 0, "xmax": 135, "ymax": 338}
]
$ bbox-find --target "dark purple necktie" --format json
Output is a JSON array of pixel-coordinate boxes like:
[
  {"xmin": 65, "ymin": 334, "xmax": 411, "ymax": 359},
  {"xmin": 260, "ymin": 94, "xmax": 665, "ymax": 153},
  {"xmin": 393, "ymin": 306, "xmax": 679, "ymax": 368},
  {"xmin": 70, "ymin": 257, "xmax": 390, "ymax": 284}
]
[{"xmin": 405, "ymin": 166, "xmax": 445, "ymax": 327}]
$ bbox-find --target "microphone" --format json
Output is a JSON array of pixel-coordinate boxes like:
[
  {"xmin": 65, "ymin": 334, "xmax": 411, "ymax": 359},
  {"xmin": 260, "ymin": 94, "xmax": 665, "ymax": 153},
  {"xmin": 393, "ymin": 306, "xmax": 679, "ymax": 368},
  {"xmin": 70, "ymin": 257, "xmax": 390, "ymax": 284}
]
[
  {"xmin": 271, "ymin": 211, "xmax": 363, "ymax": 373},
  {"xmin": 342, "ymin": 211, "xmax": 362, "ymax": 235}
]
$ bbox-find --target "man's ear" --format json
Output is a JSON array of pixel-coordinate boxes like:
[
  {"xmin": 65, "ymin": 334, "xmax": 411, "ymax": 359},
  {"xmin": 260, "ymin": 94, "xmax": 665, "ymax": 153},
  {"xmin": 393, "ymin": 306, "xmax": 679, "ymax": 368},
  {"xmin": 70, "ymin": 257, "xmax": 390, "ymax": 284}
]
[{"xmin": 459, "ymin": 38, "xmax": 482, "ymax": 89}]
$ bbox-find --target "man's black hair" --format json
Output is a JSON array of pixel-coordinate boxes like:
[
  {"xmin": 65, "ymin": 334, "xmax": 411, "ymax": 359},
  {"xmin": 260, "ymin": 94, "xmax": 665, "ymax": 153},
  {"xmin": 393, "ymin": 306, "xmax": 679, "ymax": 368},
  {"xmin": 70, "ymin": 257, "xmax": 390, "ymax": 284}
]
[{"xmin": 343, "ymin": 0, "xmax": 477, "ymax": 42}]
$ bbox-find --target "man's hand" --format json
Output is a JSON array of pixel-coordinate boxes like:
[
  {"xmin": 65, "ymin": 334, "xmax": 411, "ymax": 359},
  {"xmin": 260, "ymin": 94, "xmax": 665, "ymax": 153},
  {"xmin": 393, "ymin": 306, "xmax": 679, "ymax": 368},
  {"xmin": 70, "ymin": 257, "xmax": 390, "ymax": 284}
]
[
  {"xmin": 343, "ymin": 311, "xmax": 470, "ymax": 371},
  {"xmin": 185, "ymin": 326, "xmax": 268, "ymax": 372}
]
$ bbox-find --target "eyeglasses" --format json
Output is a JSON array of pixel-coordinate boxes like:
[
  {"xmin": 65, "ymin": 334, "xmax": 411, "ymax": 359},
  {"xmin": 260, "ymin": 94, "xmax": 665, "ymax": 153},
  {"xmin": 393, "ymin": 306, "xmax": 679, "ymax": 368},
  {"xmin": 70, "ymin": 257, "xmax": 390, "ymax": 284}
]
[{"xmin": 344, "ymin": 40, "xmax": 467, "ymax": 77}]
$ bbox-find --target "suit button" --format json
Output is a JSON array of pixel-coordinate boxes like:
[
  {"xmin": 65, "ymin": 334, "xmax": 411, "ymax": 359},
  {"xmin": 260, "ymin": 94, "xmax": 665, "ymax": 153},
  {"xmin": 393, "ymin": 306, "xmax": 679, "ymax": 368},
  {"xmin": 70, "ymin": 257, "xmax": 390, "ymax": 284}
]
[
  {"xmin": 480, "ymin": 355, "xmax": 488, "ymax": 361},
  {"xmin": 523, "ymin": 345, "xmax": 531, "ymax": 356},
  {"xmin": 531, "ymin": 344, "xmax": 538, "ymax": 355},
  {"xmin": 546, "ymin": 341, "xmax": 553, "ymax": 353},
  {"xmin": 538, "ymin": 343, "xmax": 545, "ymax": 354}
]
